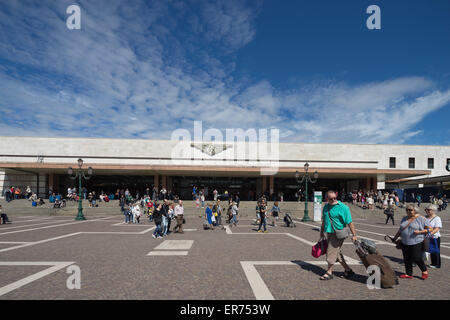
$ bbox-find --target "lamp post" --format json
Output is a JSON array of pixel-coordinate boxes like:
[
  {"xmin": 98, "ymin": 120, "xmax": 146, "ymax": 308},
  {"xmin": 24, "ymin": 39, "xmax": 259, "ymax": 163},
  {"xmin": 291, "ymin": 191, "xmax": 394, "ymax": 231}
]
[
  {"xmin": 295, "ymin": 163, "xmax": 318, "ymax": 222},
  {"xmin": 68, "ymin": 158, "xmax": 93, "ymax": 221}
]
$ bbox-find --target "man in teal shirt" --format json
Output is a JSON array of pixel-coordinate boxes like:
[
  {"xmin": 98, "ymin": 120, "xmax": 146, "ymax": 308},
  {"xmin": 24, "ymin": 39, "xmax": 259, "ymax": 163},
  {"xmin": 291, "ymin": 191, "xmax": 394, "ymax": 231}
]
[{"xmin": 319, "ymin": 190, "xmax": 358, "ymax": 280}]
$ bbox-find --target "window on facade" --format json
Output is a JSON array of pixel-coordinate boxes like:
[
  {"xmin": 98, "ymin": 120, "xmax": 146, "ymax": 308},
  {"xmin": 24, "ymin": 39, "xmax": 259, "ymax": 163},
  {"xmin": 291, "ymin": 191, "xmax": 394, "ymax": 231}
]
[
  {"xmin": 409, "ymin": 157, "xmax": 415, "ymax": 169},
  {"xmin": 389, "ymin": 157, "xmax": 396, "ymax": 168},
  {"xmin": 428, "ymin": 158, "xmax": 434, "ymax": 169}
]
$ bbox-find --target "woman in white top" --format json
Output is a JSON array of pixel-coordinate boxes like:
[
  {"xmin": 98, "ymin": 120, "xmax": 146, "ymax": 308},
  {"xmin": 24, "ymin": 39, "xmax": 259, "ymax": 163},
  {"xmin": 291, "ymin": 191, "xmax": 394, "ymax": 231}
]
[
  {"xmin": 367, "ymin": 196, "xmax": 374, "ymax": 210},
  {"xmin": 382, "ymin": 195, "xmax": 388, "ymax": 209},
  {"xmin": 425, "ymin": 204, "xmax": 442, "ymax": 268},
  {"xmin": 132, "ymin": 203, "xmax": 142, "ymax": 224}
]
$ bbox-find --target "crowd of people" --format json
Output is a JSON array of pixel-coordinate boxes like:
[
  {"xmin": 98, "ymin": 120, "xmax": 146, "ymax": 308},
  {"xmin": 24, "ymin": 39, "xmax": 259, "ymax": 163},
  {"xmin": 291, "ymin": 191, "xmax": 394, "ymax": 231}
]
[
  {"xmin": 0, "ymin": 181, "xmax": 446, "ymax": 286},
  {"xmin": 117, "ymin": 194, "xmax": 185, "ymax": 238},
  {"xmin": 3, "ymin": 186, "xmax": 33, "ymax": 201}
]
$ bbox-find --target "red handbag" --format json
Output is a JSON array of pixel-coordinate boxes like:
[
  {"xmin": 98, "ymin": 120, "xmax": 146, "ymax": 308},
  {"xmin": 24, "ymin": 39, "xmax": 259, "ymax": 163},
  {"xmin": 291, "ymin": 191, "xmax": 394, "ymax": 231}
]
[{"xmin": 312, "ymin": 238, "xmax": 328, "ymax": 258}]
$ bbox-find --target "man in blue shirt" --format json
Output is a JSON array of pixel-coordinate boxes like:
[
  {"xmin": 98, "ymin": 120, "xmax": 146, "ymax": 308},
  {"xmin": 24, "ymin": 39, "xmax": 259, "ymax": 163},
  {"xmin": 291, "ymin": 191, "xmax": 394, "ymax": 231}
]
[{"xmin": 319, "ymin": 190, "xmax": 358, "ymax": 280}]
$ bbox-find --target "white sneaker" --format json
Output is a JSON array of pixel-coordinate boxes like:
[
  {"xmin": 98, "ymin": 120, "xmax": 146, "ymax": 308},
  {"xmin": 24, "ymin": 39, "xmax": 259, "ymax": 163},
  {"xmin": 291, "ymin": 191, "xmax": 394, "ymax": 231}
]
[
  {"xmin": 152, "ymin": 234, "xmax": 156, "ymax": 239},
  {"xmin": 157, "ymin": 236, "xmax": 162, "ymax": 239}
]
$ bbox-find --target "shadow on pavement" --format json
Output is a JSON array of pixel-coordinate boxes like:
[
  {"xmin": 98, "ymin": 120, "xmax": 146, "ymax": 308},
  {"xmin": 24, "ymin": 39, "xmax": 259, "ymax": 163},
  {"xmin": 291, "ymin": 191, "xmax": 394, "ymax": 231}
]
[{"xmin": 291, "ymin": 260, "xmax": 368, "ymax": 285}]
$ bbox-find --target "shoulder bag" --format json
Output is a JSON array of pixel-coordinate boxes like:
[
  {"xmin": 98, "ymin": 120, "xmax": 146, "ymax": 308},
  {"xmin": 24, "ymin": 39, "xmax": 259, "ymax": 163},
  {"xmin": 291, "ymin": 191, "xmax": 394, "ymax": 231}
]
[
  {"xmin": 327, "ymin": 207, "xmax": 349, "ymax": 240},
  {"xmin": 385, "ymin": 216, "xmax": 418, "ymax": 250}
]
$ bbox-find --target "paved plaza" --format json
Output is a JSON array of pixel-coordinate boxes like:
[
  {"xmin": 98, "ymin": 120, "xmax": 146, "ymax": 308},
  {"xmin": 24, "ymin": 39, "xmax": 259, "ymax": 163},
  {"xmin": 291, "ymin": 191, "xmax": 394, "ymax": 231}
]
[{"xmin": 0, "ymin": 202, "xmax": 449, "ymax": 300}]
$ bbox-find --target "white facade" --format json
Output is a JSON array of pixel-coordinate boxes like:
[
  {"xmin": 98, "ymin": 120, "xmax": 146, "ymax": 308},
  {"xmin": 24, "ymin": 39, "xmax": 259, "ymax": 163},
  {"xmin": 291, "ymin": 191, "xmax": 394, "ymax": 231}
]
[{"xmin": 0, "ymin": 136, "xmax": 449, "ymax": 197}]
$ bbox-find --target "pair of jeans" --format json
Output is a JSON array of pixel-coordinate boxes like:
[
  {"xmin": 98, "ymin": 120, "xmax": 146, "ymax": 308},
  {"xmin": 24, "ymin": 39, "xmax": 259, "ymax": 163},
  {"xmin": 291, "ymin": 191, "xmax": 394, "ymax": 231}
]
[
  {"xmin": 162, "ymin": 216, "xmax": 168, "ymax": 235},
  {"xmin": 230, "ymin": 214, "xmax": 237, "ymax": 225},
  {"xmin": 401, "ymin": 242, "xmax": 427, "ymax": 276},
  {"xmin": 216, "ymin": 215, "xmax": 222, "ymax": 226},
  {"xmin": 258, "ymin": 216, "xmax": 267, "ymax": 231},
  {"xmin": 153, "ymin": 223, "xmax": 162, "ymax": 237},
  {"xmin": 124, "ymin": 212, "xmax": 131, "ymax": 223}
]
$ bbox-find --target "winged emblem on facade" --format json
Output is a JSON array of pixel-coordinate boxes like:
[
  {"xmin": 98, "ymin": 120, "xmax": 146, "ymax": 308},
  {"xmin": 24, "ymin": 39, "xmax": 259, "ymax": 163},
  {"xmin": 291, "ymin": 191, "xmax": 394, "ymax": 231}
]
[{"xmin": 190, "ymin": 142, "xmax": 232, "ymax": 156}]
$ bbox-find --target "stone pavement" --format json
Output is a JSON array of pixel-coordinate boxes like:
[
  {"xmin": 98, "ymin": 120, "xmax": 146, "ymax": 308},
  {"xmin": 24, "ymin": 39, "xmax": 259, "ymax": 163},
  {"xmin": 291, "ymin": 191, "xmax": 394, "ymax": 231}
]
[{"xmin": 0, "ymin": 203, "xmax": 449, "ymax": 300}]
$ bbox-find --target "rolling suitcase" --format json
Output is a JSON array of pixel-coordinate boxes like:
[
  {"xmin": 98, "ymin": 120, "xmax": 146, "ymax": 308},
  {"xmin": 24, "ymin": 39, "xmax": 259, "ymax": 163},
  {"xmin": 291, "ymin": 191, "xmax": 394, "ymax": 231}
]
[{"xmin": 354, "ymin": 239, "xmax": 398, "ymax": 288}]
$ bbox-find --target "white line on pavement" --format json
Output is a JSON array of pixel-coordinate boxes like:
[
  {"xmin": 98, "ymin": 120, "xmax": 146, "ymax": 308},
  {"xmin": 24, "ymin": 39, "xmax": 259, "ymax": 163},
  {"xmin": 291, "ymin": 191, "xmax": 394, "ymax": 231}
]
[
  {"xmin": 0, "ymin": 226, "xmax": 156, "ymax": 254},
  {"xmin": 0, "ymin": 232, "xmax": 82, "ymax": 253},
  {"xmin": 227, "ymin": 227, "xmax": 360, "ymax": 265},
  {"xmin": 353, "ymin": 222, "xmax": 398, "ymax": 229},
  {"xmin": 3, "ymin": 217, "xmax": 55, "ymax": 223},
  {"xmin": 147, "ymin": 251, "xmax": 189, "ymax": 256},
  {"xmin": 0, "ymin": 216, "xmax": 114, "ymax": 236},
  {"xmin": 154, "ymin": 240, "xmax": 194, "ymax": 250},
  {"xmin": 0, "ymin": 220, "xmax": 74, "ymax": 231},
  {"xmin": 0, "ymin": 241, "xmax": 31, "ymax": 244},
  {"xmin": 139, "ymin": 226, "xmax": 156, "ymax": 234},
  {"xmin": 241, "ymin": 259, "xmax": 362, "ymax": 300},
  {"xmin": 240, "ymin": 261, "xmax": 274, "ymax": 300},
  {"xmin": 0, "ymin": 261, "xmax": 75, "ymax": 297}
]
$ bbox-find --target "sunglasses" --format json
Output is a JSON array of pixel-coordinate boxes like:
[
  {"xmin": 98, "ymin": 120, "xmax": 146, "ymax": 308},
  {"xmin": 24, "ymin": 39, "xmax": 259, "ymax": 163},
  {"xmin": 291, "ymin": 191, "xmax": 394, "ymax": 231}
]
[{"xmin": 406, "ymin": 209, "xmax": 414, "ymax": 212}]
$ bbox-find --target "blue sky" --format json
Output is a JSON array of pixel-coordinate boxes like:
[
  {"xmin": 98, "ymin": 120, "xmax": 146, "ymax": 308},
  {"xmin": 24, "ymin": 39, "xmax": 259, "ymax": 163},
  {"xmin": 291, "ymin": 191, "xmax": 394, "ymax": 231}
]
[{"xmin": 0, "ymin": 0, "xmax": 449, "ymax": 144}]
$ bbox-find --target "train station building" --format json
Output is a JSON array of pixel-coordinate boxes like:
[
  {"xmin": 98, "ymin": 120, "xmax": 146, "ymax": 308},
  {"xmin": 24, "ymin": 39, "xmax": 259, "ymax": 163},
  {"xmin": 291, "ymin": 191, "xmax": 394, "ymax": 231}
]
[{"xmin": 0, "ymin": 136, "xmax": 449, "ymax": 200}]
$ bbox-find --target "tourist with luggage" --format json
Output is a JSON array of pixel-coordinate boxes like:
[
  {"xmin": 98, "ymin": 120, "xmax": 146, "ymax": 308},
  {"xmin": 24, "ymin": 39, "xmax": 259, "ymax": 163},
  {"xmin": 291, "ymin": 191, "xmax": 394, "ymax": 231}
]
[
  {"xmin": 425, "ymin": 204, "xmax": 442, "ymax": 268},
  {"xmin": 319, "ymin": 190, "xmax": 358, "ymax": 280},
  {"xmin": 391, "ymin": 204, "xmax": 431, "ymax": 279}
]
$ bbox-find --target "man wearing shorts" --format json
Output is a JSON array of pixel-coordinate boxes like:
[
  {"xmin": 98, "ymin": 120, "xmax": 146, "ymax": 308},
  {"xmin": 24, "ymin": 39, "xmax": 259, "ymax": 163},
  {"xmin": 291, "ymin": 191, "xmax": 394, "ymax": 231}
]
[{"xmin": 319, "ymin": 190, "xmax": 358, "ymax": 280}]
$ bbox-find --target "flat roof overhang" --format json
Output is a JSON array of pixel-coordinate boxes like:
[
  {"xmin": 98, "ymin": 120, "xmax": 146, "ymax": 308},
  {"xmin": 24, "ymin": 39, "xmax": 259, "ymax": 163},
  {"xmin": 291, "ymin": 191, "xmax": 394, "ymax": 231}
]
[
  {"xmin": 386, "ymin": 175, "xmax": 450, "ymax": 185},
  {"xmin": 0, "ymin": 162, "xmax": 431, "ymax": 180}
]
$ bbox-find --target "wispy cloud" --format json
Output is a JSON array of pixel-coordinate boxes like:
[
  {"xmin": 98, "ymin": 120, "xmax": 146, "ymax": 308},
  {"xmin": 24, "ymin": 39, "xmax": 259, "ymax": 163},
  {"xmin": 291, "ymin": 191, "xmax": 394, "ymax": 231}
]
[{"xmin": 0, "ymin": 0, "xmax": 449, "ymax": 144}]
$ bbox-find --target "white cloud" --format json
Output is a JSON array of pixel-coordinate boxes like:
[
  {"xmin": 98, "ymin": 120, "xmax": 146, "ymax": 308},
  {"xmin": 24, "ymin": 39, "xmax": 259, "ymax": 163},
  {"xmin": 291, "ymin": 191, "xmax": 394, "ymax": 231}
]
[{"xmin": 0, "ymin": 0, "xmax": 448, "ymax": 145}]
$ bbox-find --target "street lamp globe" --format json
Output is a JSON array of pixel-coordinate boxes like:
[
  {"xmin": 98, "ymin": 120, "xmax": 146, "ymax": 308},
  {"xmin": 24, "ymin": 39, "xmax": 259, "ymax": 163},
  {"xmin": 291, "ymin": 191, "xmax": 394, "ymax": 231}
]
[
  {"xmin": 77, "ymin": 158, "xmax": 83, "ymax": 168},
  {"xmin": 87, "ymin": 167, "xmax": 93, "ymax": 175},
  {"xmin": 304, "ymin": 162, "xmax": 309, "ymax": 172},
  {"xmin": 68, "ymin": 167, "xmax": 73, "ymax": 176},
  {"xmin": 313, "ymin": 171, "xmax": 319, "ymax": 180},
  {"xmin": 295, "ymin": 170, "xmax": 300, "ymax": 180}
]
